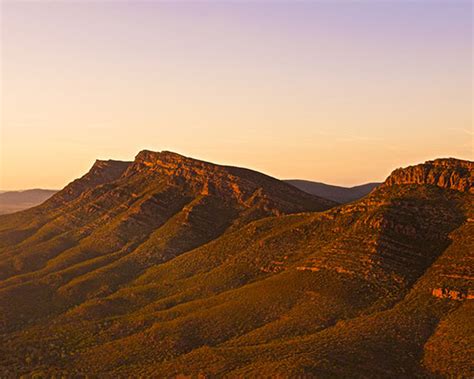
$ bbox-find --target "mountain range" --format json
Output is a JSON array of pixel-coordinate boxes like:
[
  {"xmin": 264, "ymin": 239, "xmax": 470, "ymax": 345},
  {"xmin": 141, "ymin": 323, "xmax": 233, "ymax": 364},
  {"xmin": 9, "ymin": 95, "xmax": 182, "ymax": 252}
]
[
  {"xmin": 0, "ymin": 177, "xmax": 380, "ymax": 216},
  {"xmin": 0, "ymin": 189, "xmax": 58, "ymax": 215},
  {"xmin": 285, "ymin": 180, "xmax": 380, "ymax": 203},
  {"xmin": 0, "ymin": 151, "xmax": 472, "ymax": 377}
]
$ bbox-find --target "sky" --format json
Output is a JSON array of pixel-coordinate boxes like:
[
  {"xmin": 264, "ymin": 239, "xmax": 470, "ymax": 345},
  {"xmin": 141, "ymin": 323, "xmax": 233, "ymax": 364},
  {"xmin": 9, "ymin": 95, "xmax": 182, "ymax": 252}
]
[{"xmin": 0, "ymin": 0, "xmax": 472, "ymax": 190}]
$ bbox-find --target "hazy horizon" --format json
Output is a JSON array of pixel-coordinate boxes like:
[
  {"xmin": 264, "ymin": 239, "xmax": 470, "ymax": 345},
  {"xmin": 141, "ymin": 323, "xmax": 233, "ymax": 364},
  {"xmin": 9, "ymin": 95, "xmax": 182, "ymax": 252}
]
[{"xmin": 1, "ymin": 1, "xmax": 472, "ymax": 190}]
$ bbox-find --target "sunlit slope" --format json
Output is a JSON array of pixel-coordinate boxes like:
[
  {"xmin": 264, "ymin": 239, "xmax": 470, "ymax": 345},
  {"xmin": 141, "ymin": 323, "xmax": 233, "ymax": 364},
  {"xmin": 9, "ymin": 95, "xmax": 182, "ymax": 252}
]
[
  {"xmin": 0, "ymin": 157, "xmax": 471, "ymax": 377},
  {"xmin": 0, "ymin": 150, "xmax": 334, "ymax": 332}
]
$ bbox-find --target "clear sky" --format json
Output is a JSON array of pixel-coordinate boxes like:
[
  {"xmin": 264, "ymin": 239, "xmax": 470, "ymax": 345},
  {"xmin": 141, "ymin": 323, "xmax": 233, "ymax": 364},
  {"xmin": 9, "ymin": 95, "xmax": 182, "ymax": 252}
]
[{"xmin": 1, "ymin": 0, "xmax": 472, "ymax": 190}]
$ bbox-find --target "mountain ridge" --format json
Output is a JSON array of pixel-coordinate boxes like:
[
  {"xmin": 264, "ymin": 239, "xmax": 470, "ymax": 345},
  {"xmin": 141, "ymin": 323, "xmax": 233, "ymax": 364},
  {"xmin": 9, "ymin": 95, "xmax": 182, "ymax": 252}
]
[
  {"xmin": 285, "ymin": 180, "xmax": 380, "ymax": 203},
  {"xmin": 0, "ymin": 189, "xmax": 58, "ymax": 215},
  {"xmin": 0, "ymin": 153, "xmax": 472, "ymax": 377},
  {"xmin": 384, "ymin": 158, "xmax": 473, "ymax": 192},
  {"xmin": 0, "ymin": 150, "xmax": 336, "ymax": 335}
]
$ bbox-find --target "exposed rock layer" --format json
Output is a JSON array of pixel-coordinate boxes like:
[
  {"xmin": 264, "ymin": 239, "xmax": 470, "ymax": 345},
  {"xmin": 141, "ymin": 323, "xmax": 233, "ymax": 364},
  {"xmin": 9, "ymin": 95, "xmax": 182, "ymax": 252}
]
[
  {"xmin": 384, "ymin": 158, "xmax": 473, "ymax": 193},
  {"xmin": 0, "ymin": 153, "xmax": 472, "ymax": 377}
]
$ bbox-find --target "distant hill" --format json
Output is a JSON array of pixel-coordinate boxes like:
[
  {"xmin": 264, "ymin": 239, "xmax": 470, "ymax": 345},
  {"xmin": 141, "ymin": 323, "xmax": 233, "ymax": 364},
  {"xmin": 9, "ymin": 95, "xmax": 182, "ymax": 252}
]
[
  {"xmin": 285, "ymin": 180, "xmax": 380, "ymax": 203},
  {"xmin": 0, "ymin": 153, "xmax": 472, "ymax": 377},
  {"xmin": 0, "ymin": 189, "xmax": 58, "ymax": 214}
]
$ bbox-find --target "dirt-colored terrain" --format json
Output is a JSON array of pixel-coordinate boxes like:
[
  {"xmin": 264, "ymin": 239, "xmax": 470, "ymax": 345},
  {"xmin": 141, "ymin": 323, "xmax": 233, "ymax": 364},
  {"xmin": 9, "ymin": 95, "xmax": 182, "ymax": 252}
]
[{"xmin": 0, "ymin": 152, "xmax": 472, "ymax": 377}]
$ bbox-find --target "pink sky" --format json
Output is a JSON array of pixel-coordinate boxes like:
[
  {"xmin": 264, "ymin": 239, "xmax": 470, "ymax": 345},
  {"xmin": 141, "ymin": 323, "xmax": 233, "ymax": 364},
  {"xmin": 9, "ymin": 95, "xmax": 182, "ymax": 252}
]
[{"xmin": 1, "ymin": 1, "xmax": 472, "ymax": 190}]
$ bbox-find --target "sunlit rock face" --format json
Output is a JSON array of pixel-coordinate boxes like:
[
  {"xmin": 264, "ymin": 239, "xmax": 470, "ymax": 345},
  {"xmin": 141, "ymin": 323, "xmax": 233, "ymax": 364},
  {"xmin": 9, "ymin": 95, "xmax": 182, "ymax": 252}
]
[
  {"xmin": 124, "ymin": 150, "xmax": 336, "ymax": 212},
  {"xmin": 49, "ymin": 159, "xmax": 131, "ymax": 204},
  {"xmin": 384, "ymin": 158, "xmax": 473, "ymax": 193},
  {"xmin": 0, "ymin": 154, "xmax": 472, "ymax": 377}
]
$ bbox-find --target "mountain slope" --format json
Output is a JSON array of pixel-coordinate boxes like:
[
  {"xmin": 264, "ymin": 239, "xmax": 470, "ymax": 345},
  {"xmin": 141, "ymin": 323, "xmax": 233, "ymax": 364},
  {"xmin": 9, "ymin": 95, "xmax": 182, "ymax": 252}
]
[
  {"xmin": 285, "ymin": 180, "xmax": 380, "ymax": 203},
  {"xmin": 0, "ymin": 156, "xmax": 472, "ymax": 377},
  {"xmin": 0, "ymin": 150, "xmax": 334, "ymax": 333},
  {"xmin": 0, "ymin": 189, "xmax": 58, "ymax": 215}
]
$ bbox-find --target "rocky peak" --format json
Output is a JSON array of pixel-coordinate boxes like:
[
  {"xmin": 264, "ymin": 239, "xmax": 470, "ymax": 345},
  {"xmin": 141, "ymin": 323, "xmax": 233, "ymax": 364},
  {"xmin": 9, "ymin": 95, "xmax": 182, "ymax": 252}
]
[
  {"xmin": 130, "ymin": 150, "xmax": 212, "ymax": 173},
  {"xmin": 125, "ymin": 150, "xmax": 334, "ymax": 211},
  {"xmin": 89, "ymin": 159, "xmax": 131, "ymax": 177},
  {"xmin": 126, "ymin": 150, "xmax": 276, "ymax": 198},
  {"xmin": 383, "ymin": 158, "xmax": 473, "ymax": 193},
  {"xmin": 50, "ymin": 159, "xmax": 131, "ymax": 203},
  {"xmin": 134, "ymin": 149, "xmax": 185, "ymax": 163}
]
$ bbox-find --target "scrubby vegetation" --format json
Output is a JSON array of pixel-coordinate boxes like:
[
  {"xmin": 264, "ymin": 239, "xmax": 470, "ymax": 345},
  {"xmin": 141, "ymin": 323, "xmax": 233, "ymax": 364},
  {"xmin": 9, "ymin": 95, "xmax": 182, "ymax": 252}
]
[{"xmin": 0, "ymin": 153, "xmax": 472, "ymax": 377}]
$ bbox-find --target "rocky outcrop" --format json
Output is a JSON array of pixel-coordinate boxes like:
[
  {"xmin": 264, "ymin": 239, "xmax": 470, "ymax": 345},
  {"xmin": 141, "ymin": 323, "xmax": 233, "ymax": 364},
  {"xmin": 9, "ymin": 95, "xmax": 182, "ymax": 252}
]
[
  {"xmin": 123, "ymin": 150, "xmax": 336, "ymax": 213},
  {"xmin": 384, "ymin": 158, "xmax": 473, "ymax": 193},
  {"xmin": 432, "ymin": 287, "xmax": 474, "ymax": 300},
  {"xmin": 296, "ymin": 266, "xmax": 320, "ymax": 272},
  {"xmin": 0, "ymin": 150, "xmax": 337, "ymax": 320},
  {"xmin": 49, "ymin": 159, "xmax": 131, "ymax": 204},
  {"xmin": 0, "ymin": 154, "xmax": 472, "ymax": 377}
]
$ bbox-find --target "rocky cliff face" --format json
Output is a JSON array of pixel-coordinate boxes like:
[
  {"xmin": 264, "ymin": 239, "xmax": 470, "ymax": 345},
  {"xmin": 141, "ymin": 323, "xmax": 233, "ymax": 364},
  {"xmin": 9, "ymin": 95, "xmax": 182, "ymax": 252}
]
[
  {"xmin": 123, "ymin": 150, "xmax": 336, "ymax": 213},
  {"xmin": 0, "ymin": 154, "xmax": 472, "ymax": 377},
  {"xmin": 384, "ymin": 158, "xmax": 473, "ymax": 193},
  {"xmin": 0, "ymin": 150, "xmax": 336, "ymax": 332},
  {"xmin": 125, "ymin": 150, "xmax": 275, "ymax": 201},
  {"xmin": 49, "ymin": 159, "xmax": 131, "ymax": 204}
]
